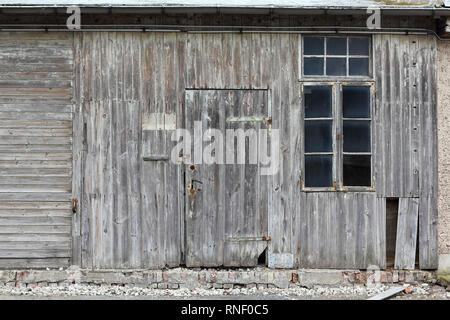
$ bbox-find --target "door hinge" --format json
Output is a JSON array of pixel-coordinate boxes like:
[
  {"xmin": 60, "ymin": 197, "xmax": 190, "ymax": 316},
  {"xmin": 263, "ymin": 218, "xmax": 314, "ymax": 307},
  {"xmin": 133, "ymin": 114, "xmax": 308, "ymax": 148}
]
[{"xmin": 72, "ymin": 198, "xmax": 78, "ymax": 214}]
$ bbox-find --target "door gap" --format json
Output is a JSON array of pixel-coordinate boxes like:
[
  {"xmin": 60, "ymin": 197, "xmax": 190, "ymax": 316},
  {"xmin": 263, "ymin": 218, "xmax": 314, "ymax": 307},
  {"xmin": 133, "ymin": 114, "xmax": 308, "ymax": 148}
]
[
  {"xmin": 386, "ymin": 197, "xmax": 399, "ymax": 268},
  {"xmin": 258, "ymin": 248, "xmax": 267, "ymax": 266}
]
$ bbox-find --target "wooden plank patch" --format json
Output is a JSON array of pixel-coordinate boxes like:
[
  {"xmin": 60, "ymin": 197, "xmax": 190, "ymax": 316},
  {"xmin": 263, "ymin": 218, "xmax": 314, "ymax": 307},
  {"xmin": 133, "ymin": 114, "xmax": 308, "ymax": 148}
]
[{"xmin": 395, "ymin": 198, "xmax": 419, "ymax": 270}]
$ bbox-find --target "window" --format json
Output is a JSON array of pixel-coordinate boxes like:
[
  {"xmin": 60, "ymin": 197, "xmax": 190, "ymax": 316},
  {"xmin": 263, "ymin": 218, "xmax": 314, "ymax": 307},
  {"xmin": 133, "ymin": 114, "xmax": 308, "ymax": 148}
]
[
  {"xmin": 304, "ymin": 85, "xmax": 334, "ymax": 188},
  {"xmin": 302, "ymin": 83, "xmax": 373, "ymax": 190},
  {"xmin": 303, "ymin": 36, "xmax": 371, "ymax": 77}
]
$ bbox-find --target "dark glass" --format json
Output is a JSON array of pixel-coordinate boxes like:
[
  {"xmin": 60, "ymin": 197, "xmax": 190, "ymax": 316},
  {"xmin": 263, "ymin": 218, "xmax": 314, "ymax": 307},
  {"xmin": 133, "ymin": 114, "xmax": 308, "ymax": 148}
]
[
  {"xmin": 343, "ymin": 86, "xmax": 370, "ymax": 118},
  {"xmin": 305, "ymin": 155, "xmax": 333, "ymax": 187},
  {"xmin": 305, "ymin": 120, "xmax": 332, "ymax": 153},
  {"xmin": 349, "ymin": 58, "xmax": 369, "ymax": 76},
  {"xmin": 304, "ymin": 37, "xmax": 324, "ymax": 55},
  {"xmin": 327, "ymin": 37, "xmax": 347, "ymax": 55},
  {"xmin": 343, "ymin": 155, "xmax": 371, "ymax": 186},
  {"xmin": 304, "ymin": 57, "xmax": 324, "ymax": 75},
  {"xmin": 349, "ymin": 37, "xmax": 369, "ymax": 55},
  {"xmin": 326, "ymin": 58, "xmax": 346, "ymax": 76},
  {"xmin": 343, "ymin": 121, "xmax": 371, "ymax": 152},
  {"xmin": 304, "ymin": 86, "xmax": 332, "ymax": 118}
]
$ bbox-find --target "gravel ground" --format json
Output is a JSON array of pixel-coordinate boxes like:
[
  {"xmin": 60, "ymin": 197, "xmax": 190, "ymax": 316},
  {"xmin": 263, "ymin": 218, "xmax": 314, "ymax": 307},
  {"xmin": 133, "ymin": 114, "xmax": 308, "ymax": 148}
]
[{"xmin": 0, "ymin": 283, "xmax": 448, "ymax": 300}]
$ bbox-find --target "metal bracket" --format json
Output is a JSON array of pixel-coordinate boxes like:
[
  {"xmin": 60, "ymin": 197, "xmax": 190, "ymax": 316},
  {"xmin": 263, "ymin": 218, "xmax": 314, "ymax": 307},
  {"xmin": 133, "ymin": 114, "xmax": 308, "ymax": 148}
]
[
  {"xmin": 226, "ymin": 236, "xmax": 271, "ymax": 242},
  {"xmin": 72, "ymin": 198, "xmax": 77, "ymax": 214},
  {"xmin": 143, "ymin": 155, "xmax": 169, "ymax": 161}
]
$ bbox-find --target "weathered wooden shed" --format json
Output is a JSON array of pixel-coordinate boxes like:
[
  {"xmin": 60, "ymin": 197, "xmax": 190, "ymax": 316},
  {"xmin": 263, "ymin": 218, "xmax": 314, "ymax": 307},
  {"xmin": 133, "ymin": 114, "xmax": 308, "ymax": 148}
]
[{"xmin": 0, "ymin": 0, "xmax": 447, "ymax": 271}]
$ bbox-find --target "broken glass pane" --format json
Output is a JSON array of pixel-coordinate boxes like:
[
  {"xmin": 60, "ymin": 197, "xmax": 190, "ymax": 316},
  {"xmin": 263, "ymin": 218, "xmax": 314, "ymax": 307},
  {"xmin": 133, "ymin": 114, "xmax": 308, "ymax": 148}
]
[
  {"xmin": 343, "ymin": 120, "xmax": 371, "ymax": 152},
  {"xmin": 326, "ymin": 58, "xmax": 346, "ymax": 76},
  {"xmin": 327, "ymin": 37, "xmax": 347, "ymax": 55},
  {"xmin": 304, "ymin": 37, "xmax": 324, "ymax": 55},
  {"xmin": 305, "ymin": 155, "xmax": 333, "ymax": 187},
  {"xmin": 349, "ymin": 37, "xmax": 369, "ymax": 55},
  {"xmin": 305, "ymin": 120, "xmax": 332, "ymax": 153},
  {"xmin": 304, "ymin": 57, "xmax": 324, "ymax": 75},
  {"xmin": 343, "ymin": 86, "xmax": 370, "ymax": 118},
  {"xmin": 304, "ymin": 86, "xmax": 332, "ymax": 118},
  {"xmin": 343, "ymin": 155, "xmax": 371, "ymax": 186},
  {"xmin": 349, "ymin": 58, "xmax": 369, "ymax": 76}
]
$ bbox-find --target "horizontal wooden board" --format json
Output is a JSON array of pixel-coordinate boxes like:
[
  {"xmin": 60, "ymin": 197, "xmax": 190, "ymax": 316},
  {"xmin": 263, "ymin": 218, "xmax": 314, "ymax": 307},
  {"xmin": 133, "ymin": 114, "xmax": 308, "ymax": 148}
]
[
  {"xmin": 0, "ymin": 168, "xmax": 71, "ymax": 176},
  {"xmin": 0, "ymin": 120, "xmax": 71, "ymax": 128},
  {"xmin": 0, "ymin": 160, "xmax": 72, "ymax": 169},
  {"xmin": 0, "ymin": 31, "xmax": 73, "ymax": 268},
  {"xmin": 0, "ymin": 145, "xmax": 72, "ymax": 152},
  {"xmin": 0, "ymin": 225, "xmax": 70, "ymax": 234},
  {"xmin": 0, "ymin": 258, "xmax": 70, "ymax": 269},
  {"xmin": 0, "ymin": 234, "xmax": 70, "ymax": 242},
  {"xmin": 0, "ymin": 249, "xmax": 70, "ymax": 259},
  {"xmin": 0, "ymin": 202, "xmax": 71, "ymax": 209},
  {"xmin": 0, "ymin": 241, "xmax": 70, "ymax": 250}
]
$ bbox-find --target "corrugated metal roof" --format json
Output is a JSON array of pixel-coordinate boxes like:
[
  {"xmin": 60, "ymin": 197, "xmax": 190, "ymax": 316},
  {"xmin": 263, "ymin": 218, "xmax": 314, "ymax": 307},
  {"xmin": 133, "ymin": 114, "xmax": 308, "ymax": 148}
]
[{"xmin": 0, "ymin": 0, "xmax": 444, "ymax": 8}]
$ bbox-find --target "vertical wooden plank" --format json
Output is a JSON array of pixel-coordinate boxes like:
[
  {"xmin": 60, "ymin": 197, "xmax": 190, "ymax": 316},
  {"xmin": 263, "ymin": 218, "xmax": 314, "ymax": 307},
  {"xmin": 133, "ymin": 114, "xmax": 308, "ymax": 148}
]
[
  {"xmin": 268, "ymin": 34, "xmax": 281, "ymax": 257},
  {"xmin": 418, "ymin": 36, "xmax": 438, "ymax": 269},
  {"xmin": 241, "ymin": 91, "xmax": 259, "ymax": 266},
  {"xmin": 223, "ymin": 94, "xmax": 240, "ymax": 266},
  {"xmin": 419, "ymin": 196, "xmax": 438, "ymax": 269},
  {"xmin": 81, "ymin": 100, "xmax": 93, "ymax": 269},
  {"xmin": 201, "ymin": 90, "xmax": 218, "ymax": 266},
  {"xmin": 395, "ymin": 197, "xmax": 419, "ymax": 270},
  {"xmin": 164, "ymin": 33, "xmax": 181, "ymax": 267},
  {"xmin": 289, "ymin": 34, "xmax": 302, "ymax": 266},
  {"xmin": 101, "ymin": 100, "xmax": 114, "ymax": 268},
  {"xmin": 298, "ymin": 192, "xmax": 308, "ymax": 267},
  {"xmin": 221, "ymin": 33, "xmax": 233, "ymax": 88},
  {"xmin": 71, "ymin": 32, "xmax": 82, "ymax": 266},
  {"xmin": 185, "ymin": 90, "xmax": 202, "ymax": 267},
  {"xmin": 373, "ymin": 35, "xmax": 384, "ymax": 197},
  {"xmin": 176, "ymin": 32, "xmax": 186, "ymax": 265},
  {"xmin": 126, "ymin": 101, "xmax": 142, "ymax": 268}
]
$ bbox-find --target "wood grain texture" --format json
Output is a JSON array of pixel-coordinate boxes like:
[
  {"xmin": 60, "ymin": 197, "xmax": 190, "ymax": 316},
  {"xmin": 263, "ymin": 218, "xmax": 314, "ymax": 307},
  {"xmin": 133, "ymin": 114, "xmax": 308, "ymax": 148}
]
[
  {"xmin": 72, "ymin": 32, "xmax": 437, "ymax": 270},
  {"xmin": 0, "ymin": 32, "xmax": 73, "ymax": 268},
  {"xmin": 395, "ymin": 197, "xmax": 419, "ymax": 270},
  {"xmin": 185, "ymin": 89, "xmax": 269, "ymax": 267}
]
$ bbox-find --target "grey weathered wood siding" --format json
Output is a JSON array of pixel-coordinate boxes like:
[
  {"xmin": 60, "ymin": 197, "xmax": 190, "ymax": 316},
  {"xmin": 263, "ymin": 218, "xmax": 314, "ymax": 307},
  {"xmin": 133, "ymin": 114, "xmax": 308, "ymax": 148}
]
[
  {"xmin": 373, "ymin": 35, "xmax": 438, "ymax": 269},
  {"xmin": 0, "ymin": 32, "xmax": 73, "ymax": 268},
  {"xmin": 74, "ymin": 32, "xmax": 301, "ymax": 269},
  {"xmin": 73, "ymin": 32, "xmax": 438, "ymax": 269},
  {"xmin": 184, "ymin": 89, "xmax": 270, "ymax": 267},
  {"xmin": 294, "ymin": 193, "xmax": 385, "ymax": 269}
]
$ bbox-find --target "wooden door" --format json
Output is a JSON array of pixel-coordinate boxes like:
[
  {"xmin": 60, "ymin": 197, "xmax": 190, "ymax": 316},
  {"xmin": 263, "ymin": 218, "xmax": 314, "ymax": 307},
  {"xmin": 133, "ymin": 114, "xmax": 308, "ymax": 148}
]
[{"xmin": 185, "ymin": 89, "xmax": 270, "ymax": 267}]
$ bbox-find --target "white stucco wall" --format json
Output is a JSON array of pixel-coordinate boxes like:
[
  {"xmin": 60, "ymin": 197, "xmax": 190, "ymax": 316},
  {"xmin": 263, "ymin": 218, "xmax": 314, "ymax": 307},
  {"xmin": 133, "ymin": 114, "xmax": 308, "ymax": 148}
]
[{"xmin": 437, "ymin": 40, "xmax": 450, "ymax": 272}]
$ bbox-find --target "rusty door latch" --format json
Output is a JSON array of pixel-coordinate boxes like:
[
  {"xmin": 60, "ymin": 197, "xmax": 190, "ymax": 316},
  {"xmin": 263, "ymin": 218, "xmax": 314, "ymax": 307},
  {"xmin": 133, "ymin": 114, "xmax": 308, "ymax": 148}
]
[
  {"xmin": 188, "ymin": 179, "xmax": 203, "ymax": 198},
  {"xmin": 72, "ymin": 198, "xmax": 78, "ymax": 214}
]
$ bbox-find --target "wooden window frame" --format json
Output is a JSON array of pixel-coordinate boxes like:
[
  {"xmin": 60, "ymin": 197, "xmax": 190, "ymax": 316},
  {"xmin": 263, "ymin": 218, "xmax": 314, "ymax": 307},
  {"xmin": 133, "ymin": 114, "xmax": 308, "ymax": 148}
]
[
  {"xmin": 300, "ymin": 81, "xmax": 375, "ymax": 192},
  {"xmin": 300, "ymin": 35, "xmax": 373, "ymax": 81}
]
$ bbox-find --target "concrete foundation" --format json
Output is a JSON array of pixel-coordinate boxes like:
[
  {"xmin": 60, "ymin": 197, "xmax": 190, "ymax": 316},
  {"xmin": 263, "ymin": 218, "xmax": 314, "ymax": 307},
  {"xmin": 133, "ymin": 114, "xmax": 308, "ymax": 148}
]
[
  {"xmin": 0, "ymin": 267, "xmax": 442, "ymax": 290},
  {"xmin": 439, "ymin": 254, "xmax": 450, "ymax": 274}
]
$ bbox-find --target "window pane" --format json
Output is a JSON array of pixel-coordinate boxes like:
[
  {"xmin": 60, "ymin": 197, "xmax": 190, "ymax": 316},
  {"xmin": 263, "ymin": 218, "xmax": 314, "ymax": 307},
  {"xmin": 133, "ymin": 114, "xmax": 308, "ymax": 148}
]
[
  {"xmin": 304, "ymin": 37, "xmax": 324, "ymax": 55},
  {"xmin": 304, "ymin": 86, "xmax": 332, "ymax": 118},
  {"xmin": 349, "ymin": 58, "xmax": 369, "ymax": 76},
  {"xmin": 305, "ymin": 155, "xmax": 333, "ymax": 187},
  {"xmin": 305, "ymin": 120, "xmax": 332, "ymax": 152},
  {"xmin": 327, "ymin": 37, "xmax": 347, "ymax": 55},
  {"xmin": 349, "ymin": 37, "xmax": 369, "ymax": 55},
  {"xmin": 343, "ymin": 120, "xmax": 371, "ymax": 152},
  {"xmin": 326, "ymin": 58, "xmax": 346, "ymax": 76},
  {"xmin": 343, "ymin": 86, "xmax": 370, "ymax": 118},
  {"xmin": 304, "ymin": 57, "xmax": 324, "ymax": 75},
  {"xmin": 343, "ymin": 155, "xmax": 371, "ymax": 186}
]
